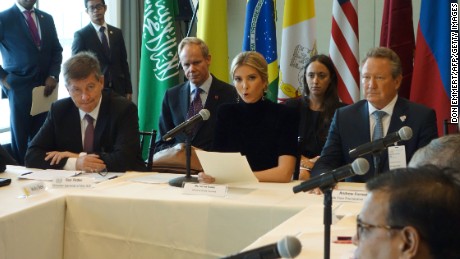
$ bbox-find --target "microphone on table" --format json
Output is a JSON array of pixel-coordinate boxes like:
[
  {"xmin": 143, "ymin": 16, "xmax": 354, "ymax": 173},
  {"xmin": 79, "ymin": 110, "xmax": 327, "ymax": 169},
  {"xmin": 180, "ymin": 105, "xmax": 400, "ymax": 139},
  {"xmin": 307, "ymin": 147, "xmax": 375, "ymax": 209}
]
[
  {"xmin": 162, "ymin": 109, "xmax": 210, "ymax": 141},
  {"xmin": 221, "ymin": 236, "xmax": 302, "ymax": 259},
  {"xmin": 349, "ymin": 126, "xmax": 413, "ymax": 158},
  {"xmin": 293, "ymin": 158, "xmax": 369, "ymax": 193}
]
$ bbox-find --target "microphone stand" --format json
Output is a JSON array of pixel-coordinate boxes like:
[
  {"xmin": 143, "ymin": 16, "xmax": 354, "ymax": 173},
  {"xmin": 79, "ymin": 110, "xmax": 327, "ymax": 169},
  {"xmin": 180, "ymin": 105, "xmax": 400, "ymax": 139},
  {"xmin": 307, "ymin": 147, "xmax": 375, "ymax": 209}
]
[
  {"xmin": 372, "ymin": 151, "xmax": 383, "ymax": 178},
  {"xmin": 320, "ymin": 186, "xmax": 334, "ymax": 259},
  {"xmin": 169, "ymin": 130, "xmax": 199, "ymax": 187},
  {"xmin": 293, "ymin": 136, "xmax": 303, "ymax": 180}
]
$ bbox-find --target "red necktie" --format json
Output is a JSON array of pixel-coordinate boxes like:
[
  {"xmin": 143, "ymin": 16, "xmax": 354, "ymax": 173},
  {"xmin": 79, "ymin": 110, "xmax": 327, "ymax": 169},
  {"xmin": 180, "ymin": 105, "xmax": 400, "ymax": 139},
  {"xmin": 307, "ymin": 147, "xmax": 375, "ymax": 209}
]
[
  {"xmin": 84, "ymin": 114, "xmax": 94, "ymax": 153},
  {"xmin": 187, "ymin": 88, "xmax": 203, "ymax": 119},
  {"xmin": 24, "ymin": 10, "xmax": 41, "ymax": 47}
]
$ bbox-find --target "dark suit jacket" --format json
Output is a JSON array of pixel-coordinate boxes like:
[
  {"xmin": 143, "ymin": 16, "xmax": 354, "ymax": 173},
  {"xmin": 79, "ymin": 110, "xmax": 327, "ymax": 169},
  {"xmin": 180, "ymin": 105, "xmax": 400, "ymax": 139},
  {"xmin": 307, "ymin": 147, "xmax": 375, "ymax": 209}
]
[
  {"xmin": 0, "ymin": 5, "xmax": 63, "ymax": 164},
  {"xmin": 72, "ymin": 23, "xmax": 132, "ymax": 96},
  {"xmin": 156, "ymin": 75, "xmax": 238, "ymax": 151},
  {"xmin": 25, "ymin": 92, "xmax": 146, "ymax": 172},
  {"xmin": 311, "ymin": 98, "xmax": 438, "ymax": 182}
]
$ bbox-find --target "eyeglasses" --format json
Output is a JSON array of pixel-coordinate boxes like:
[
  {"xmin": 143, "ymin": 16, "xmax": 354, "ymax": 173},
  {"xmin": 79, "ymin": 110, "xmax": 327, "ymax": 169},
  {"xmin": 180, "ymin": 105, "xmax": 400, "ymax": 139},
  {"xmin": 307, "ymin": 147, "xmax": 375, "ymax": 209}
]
[
  {"xmin": 77, "ymin": 168, "xmax": 108, "ymax": 177},
  {"xmin": 87, "ymin": 3, "xmax": 105, "ymax": 12},
  {"xmin": 356, "ymin": 216, "xmax": 404, "ymax": 241}
]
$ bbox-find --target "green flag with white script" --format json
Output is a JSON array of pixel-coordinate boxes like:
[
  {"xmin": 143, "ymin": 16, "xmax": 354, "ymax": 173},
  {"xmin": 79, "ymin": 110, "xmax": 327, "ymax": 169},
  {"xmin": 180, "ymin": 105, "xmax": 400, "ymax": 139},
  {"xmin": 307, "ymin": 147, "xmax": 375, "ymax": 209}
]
[{"xmin": 138, "ymin": 0, "xmax": 179, "ymax": 157}]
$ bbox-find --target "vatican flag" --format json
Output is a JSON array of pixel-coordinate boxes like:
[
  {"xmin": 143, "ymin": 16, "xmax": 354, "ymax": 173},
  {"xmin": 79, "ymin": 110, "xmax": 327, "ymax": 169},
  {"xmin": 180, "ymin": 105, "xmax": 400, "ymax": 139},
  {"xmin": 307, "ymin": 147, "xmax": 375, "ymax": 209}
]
[{"xmin": 277, "ymin": 0, "xmax": 317, "ymax": 102}]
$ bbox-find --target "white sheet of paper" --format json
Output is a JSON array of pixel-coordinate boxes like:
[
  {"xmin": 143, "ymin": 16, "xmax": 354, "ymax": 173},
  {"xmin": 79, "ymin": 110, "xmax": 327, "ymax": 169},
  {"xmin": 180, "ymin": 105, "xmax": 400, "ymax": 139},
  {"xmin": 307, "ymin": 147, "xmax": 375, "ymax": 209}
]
[
  {"xmin": 30, "ymin": 85, "xmax": 58, "ymax": 116},
  {"xmin": 195, "ymin": 150, "xmax": 258, "ymax": 184},
  {"xmin": 19, "ymin": 170, "xmax": 78, "ymax": 181}
]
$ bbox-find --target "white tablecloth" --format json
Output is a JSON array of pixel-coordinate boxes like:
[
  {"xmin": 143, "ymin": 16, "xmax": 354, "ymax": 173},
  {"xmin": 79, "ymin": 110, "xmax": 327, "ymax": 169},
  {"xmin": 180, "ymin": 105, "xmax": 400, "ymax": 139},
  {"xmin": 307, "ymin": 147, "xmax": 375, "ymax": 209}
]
[
  {"xmin": 63, "ymin": 172, "xmax": 317, "ymax": 259},
  {"xmin": 0, "ymin": 166, "xmax": 66, "ymax": 259},
  {"xmin": 1, "ymin": 166, "xmax": 364, "ymax": 259}
]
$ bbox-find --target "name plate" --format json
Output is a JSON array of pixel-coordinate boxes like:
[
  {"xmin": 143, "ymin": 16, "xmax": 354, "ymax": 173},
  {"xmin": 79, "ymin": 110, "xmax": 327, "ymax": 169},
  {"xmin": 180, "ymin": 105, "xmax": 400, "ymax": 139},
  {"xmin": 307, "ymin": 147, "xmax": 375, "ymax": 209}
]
[
  {"xmin": 23, "ymin": 181, "xmax": 46, "ymax": 197},
  {"xmin": 51, "ymin": 177, "xmax": 95, "ymax": 189},
  {"xmin": 332, "ymin": 189, "xmax": 367, "ymax": 203},
  {"xmin": 182, "ymin": 183, "xmax": 228, "ymax": 197}
]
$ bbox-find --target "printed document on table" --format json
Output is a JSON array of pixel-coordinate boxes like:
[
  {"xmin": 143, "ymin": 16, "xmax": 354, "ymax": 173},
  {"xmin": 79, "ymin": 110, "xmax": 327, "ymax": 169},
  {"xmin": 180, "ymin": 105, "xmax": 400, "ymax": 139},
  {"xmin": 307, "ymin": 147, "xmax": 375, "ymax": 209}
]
[
  {"xmin": 195, "ymin": 150, "xmax": 258, "ymax": 184},
  {"xmin": 30, "ymin": 85, "xmax": 58, "ymax": 116}
]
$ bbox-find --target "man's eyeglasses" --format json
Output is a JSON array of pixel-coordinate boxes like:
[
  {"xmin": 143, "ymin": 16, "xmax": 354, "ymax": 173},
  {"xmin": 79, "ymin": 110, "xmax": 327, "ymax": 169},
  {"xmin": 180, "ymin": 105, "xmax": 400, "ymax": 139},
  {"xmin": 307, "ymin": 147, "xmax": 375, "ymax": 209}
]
[
  {"xmin": 76, "ymin": 168, "xmax": 108, "ymax": 177},
  {"xmin": 87, "ymin": 3, "xmax": 105, "ymax": 12},
  {"xmin": 356, "ymin": 216, "xmax": 404, "ymax": 240}
]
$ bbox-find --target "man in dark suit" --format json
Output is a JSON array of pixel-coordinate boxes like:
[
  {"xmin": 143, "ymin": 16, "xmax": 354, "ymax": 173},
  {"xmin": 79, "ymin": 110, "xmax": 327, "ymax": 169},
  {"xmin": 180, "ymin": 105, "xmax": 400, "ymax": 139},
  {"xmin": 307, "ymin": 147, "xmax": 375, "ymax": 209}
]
[
  {"xmin": 71, "ymin": 0, "xmax": 132, "ymax": 100},
  {"xmin": 25, "ymin": 52, "xmax": 146, "ymax": 172},
  {"xmin": 311, "ymin": 47, "xmax": 438, "ymax": 182},
  {"xmin": 156, "ymin": 37, "xmax": 238, "ymax": 151},
  {"xmin": 0, "ymin": 0, "xmax": 63, "ymax": 165}
]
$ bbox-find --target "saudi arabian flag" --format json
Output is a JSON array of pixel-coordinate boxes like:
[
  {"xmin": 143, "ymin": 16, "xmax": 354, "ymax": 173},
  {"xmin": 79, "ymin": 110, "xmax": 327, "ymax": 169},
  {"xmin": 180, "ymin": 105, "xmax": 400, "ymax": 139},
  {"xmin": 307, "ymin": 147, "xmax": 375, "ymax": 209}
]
[
  {"xmin": 197, "ymin": 0, "xmax": 228, "ymax": 82},
  {"xmin": 138, "ymin": 0, "xmax": 179, "ymax": 156},
  {"xmin": 243, "ymin": 0, "xmax": 279, "ymax": 102},
  {"xmin": 278, "ymin": 0, "xmax": 317, "ymax": 102}
]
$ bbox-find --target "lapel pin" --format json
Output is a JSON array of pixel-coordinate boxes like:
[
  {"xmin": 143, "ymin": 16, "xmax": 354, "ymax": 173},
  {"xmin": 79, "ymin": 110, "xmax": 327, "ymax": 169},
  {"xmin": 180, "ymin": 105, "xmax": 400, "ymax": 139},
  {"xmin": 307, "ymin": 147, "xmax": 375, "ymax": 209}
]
[
  {"xmin": 400, "ymin": 115, "xmax": 407, "ymax": 122},
  {"xmin": 214, "ymin": 95, "xmax": 219, "ymax": 100}
]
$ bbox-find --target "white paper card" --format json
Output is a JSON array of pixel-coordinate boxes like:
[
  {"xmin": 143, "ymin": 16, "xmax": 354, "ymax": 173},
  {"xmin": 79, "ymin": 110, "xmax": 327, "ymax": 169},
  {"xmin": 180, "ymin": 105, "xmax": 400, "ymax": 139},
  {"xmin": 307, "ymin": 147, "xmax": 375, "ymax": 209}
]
[
  {"xmin": 332, "ymin": 189, "xmax": 367, "ymax": 203},
  {"xmin": 30, "ymin": 85, "xmax": 58, "ymax": 116},
  {"xmin": 51, "ymin": 177, "xmax": 95, "ymax": 189},
  {"xmin": 195, "ymin": 150, "xmax": 259, "ymax": 184},
  {"xmin": 182, "ymin": 183, "xmax": 227, "ymax": 197},
  {"xmin": 22, "ymin": 181, "xmax": 46, "ymax": 196},
  {"xmin": 388, "ymin": 145, "xmax": 407, "ymax": 170}
]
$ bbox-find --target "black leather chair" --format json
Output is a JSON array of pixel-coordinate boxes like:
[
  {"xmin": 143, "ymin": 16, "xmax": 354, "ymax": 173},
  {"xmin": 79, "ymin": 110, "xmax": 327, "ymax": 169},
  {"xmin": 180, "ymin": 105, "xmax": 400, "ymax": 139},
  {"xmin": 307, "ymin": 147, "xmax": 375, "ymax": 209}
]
[
  {"xmin": 443, "ymin": 119, "xmax": 459, "ymax": 135},
  {"xmin": 139, "ymin": 130, "xmax": 157, "ymax": 170},
  {"xmin": 0, "ymin": 144, "xmax": 17, "ymax": 172}
]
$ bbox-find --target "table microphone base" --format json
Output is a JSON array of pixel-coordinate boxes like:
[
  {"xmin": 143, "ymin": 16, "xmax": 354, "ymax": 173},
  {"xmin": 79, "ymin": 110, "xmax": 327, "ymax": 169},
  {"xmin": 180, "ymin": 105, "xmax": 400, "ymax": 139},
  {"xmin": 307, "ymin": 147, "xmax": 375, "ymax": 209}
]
[{"xmin": 169, "ymin": 175, "xmax": 198, "ymax": 187}]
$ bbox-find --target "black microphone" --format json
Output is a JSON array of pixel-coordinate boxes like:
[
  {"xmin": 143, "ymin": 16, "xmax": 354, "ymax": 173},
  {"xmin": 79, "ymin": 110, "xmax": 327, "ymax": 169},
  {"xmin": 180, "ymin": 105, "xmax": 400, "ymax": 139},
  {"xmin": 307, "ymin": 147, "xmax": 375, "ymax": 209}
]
[
  {"xmin": 293, "ymin": 158, "xmax": 369, "ymax": 193},
  {"xmin": 221, "ymin": 236, "xmax": 301, "ymax": 259},
  {"xmin": 162, "ymin": 109, "xmax": 210, "ymax": 141},
  {"xmin": 348, "ymin": 126, "xmax": 413, "ymax": 158}
]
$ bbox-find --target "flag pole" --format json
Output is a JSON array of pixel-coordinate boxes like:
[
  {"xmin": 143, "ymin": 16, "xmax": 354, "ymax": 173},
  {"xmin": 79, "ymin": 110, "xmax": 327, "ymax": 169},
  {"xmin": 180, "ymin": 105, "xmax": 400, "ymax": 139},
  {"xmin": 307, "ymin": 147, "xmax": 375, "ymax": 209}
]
[{"xmin": 186, "ymin": 0, "xmax": 199, "ymax": 37}]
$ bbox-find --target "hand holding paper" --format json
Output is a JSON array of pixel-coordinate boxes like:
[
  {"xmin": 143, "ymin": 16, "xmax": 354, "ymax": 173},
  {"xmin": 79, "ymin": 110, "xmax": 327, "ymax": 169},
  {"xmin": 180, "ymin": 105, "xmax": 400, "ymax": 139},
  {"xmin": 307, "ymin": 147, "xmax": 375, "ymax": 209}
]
[
  {"xmin": 195, "ymin": 150, "xmax": 258, "ymax": 184},
  {"xmin": 30, "ymin": 85, "xmax": 58, "ymax": 116}
]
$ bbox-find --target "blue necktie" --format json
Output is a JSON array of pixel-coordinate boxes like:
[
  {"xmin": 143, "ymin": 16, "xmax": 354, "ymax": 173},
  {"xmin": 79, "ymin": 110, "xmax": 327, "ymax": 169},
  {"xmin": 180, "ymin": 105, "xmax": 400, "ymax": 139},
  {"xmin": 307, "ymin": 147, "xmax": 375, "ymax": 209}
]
[{"xmin": 372, "ymin": 110, "xmax": 387, "ymax": 141}]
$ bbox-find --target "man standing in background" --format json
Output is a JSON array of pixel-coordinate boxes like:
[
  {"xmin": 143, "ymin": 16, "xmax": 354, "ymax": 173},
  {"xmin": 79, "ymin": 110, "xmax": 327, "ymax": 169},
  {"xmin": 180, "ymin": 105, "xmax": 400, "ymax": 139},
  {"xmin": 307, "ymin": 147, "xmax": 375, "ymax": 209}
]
[
  {"xmin": 72, "ymin": 0, "xmax": 132, "ymax": 100},
  {"xmin": 0, "ymin": 0, "xmax": 63, "ymax": 165}
]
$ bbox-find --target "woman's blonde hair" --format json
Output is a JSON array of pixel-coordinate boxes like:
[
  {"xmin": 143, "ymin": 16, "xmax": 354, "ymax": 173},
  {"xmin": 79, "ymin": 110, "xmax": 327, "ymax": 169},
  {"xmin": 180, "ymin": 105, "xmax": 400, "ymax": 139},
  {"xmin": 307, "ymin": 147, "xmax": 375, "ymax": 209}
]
[{"xmin": 230, "ymin": 51, "xmax": 268, "ymax": 84}]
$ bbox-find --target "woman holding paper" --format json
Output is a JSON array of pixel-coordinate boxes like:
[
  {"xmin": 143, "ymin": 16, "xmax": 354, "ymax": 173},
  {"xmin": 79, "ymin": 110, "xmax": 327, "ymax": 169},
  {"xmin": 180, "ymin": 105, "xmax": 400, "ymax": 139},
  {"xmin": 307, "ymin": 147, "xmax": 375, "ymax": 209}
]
[{"xmin": 198, "ymin": 51, "xmax": 298, "ymax": 183}]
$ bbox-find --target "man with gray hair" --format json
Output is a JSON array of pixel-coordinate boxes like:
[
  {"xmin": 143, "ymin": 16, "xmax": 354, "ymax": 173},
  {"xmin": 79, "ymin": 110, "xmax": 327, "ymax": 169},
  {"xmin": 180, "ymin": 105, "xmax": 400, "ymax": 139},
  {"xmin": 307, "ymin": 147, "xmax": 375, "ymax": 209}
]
[
  {"xmin": 156, "ymin": 37, "xmax": 237, "ymax": 151},
  {"xmin": 312, "ymin": 47, "xmax": 438, "ymax": 182},
  {"xmin": 409, "ymin": 134, "xmax": 460, "ymax": 170}
]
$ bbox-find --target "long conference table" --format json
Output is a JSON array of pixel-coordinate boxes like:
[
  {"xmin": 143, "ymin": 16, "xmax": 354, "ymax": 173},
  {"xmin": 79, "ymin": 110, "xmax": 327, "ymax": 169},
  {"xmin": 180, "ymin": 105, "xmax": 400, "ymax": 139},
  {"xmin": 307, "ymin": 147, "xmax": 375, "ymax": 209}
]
[{"xmin": 0, "ymin": 165, "xmax": 363, "ymax": 259}]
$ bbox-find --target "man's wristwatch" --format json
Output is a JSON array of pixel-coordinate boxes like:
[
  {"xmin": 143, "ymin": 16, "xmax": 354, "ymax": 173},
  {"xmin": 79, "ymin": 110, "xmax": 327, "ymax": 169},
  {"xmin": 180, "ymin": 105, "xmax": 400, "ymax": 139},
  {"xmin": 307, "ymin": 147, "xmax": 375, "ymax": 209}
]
[{"xmin": 49, "ymin": 75, "xmax": 58, "ymax": 82}]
